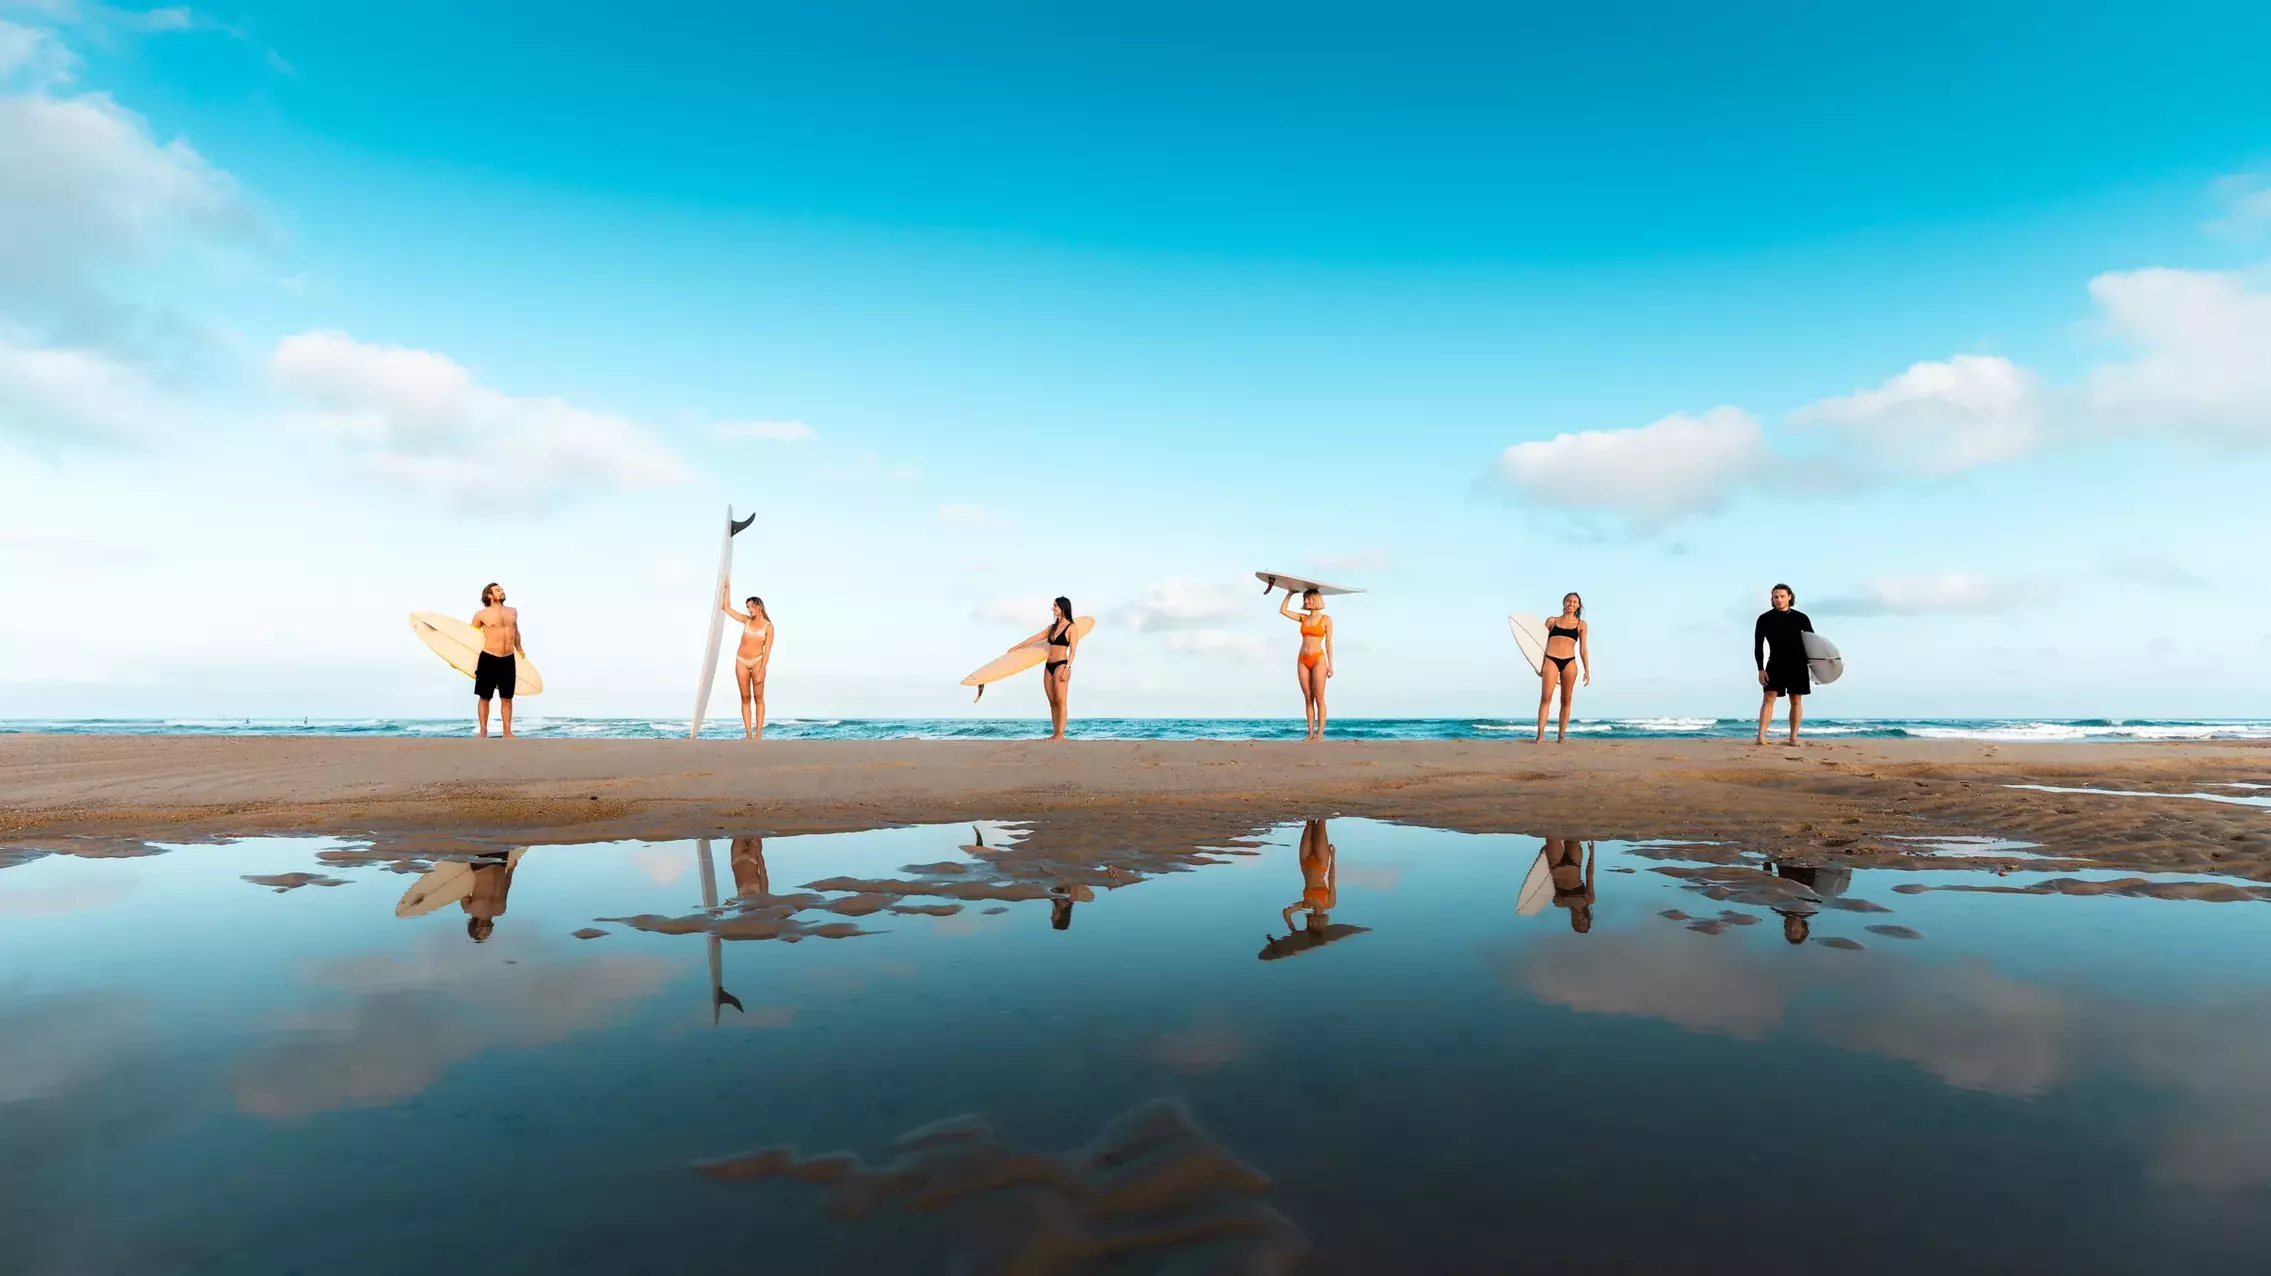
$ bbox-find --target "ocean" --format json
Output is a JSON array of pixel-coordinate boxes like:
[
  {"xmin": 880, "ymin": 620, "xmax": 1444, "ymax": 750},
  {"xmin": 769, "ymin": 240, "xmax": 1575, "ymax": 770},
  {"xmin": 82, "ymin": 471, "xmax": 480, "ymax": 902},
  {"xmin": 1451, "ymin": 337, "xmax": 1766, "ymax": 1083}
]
[{"xmin": 4, "ymin": 716, "xmax": 2268, "ymax": 741}]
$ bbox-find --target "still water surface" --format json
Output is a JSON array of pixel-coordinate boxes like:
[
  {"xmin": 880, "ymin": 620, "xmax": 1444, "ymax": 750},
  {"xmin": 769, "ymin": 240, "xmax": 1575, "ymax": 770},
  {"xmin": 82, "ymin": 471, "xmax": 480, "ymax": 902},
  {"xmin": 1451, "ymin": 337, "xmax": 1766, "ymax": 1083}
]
[{"xmin": 6, "ymin": 819, "xmax": 2271, "ymax": 1273}]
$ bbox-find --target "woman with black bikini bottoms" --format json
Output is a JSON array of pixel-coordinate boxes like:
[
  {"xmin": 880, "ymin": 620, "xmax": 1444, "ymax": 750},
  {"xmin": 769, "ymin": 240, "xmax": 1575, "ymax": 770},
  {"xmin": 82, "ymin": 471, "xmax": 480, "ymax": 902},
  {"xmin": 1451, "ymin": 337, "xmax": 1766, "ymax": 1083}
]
[
  {"xmin": 1532, "ymin": 592, "xmax": 1590, "ymax": 743},
  {"xmin": 1009, "ymin": 596, "xmax": 1079, "ymax": 741}
]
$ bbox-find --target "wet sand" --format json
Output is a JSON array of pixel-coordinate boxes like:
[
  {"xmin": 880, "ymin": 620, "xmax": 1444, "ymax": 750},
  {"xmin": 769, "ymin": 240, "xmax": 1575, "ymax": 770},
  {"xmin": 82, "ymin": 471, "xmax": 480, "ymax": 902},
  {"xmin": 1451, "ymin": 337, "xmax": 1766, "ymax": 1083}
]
[{"xmin": 2, "ymin": 735, "xmax": 2265, "ymax": 875}]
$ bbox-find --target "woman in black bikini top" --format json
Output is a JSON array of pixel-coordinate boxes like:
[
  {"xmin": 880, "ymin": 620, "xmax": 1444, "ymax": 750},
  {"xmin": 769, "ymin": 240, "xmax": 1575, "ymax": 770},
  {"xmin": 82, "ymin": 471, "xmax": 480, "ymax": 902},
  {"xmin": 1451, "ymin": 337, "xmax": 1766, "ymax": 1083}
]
[
  {"xmin": 1010, "ymin": 596, "xmax": 1080, "ymax": 742},
  {"xmin": 1532, "ymin": 592, "xmax": 1591, "ymax": 744}
]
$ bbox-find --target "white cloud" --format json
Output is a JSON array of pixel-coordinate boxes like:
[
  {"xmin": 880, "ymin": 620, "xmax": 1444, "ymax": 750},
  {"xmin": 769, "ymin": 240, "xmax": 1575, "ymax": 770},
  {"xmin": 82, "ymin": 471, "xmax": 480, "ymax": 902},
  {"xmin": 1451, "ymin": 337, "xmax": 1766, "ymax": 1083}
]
[
  {"xmin": 0, "ymin": 332, "xmax": 164, "ymax": 440},
  {"xmin": 1497, "ymin": 406, "xmax": 1768, "ymax": 523},
  {"xmin": 0, "ymin": 17, "xmax": 75, "ymax": 85},
  {"xmin": 1790, "ymin": 354, "xmax": 2042, "ymax": 474},
  {"xmin": 0, "ymin": 84, "xmax": 249, "ymax": 335},
  {"xmin": 1813, "ymin": 573, "xmax": 2053, "ymax": 617},
  {"xmin": 2207, "ymin": 170, "xmax": 2271, "ymax": 238},
  {"xmin": 270, "ymin": 330, "xmax": 689, "ymax": 505},
  {"xmin": 2088, "ymin": 268, "xmax": 2271, "ymax": 445},
  {"xmin": 2098, "ymin": 552, "xmax": 2209, "ymax": 590},
  {"xmin": 1162, "ymin": 630, "xmax": 1270, "ymax": 661},
  {"xmin": 711, "ymin": 418, "xmax": 813, "ymax": 442},
  {"xmin": 1111, "ymin": 578, "xmax": 1254, "ymax": 632}
]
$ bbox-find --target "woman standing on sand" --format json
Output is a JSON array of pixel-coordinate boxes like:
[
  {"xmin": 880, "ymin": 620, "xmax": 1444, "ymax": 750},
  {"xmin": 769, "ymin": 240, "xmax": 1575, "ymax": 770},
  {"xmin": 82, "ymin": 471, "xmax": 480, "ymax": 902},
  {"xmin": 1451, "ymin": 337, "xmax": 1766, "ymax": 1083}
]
[
  {"xmin": 719, "ymin": 582, "xmax": 775, "ymax": 740},
  {"xmin": 1754, "ymin": 583, "xmax": 1814, "ymax": 746},
  {"xmin": 1010, "ymin": 596, "xmax": 1080, "ymax": 741},
  {"xmin": 1278, "ymin": 587, "xmax": 1335, "ymax": 741},
  {"xmin": 1532, "ymin": 592, "xmax": 1590, "ymax": 743}
]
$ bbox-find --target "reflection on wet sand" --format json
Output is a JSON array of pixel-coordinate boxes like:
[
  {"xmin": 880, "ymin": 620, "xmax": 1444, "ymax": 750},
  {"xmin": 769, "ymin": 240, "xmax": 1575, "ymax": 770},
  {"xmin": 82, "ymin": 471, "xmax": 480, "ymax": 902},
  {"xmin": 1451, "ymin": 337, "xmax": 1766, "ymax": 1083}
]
[
  {"xmin": 1545, "ymin": 836, "xmax": 1595, "ymax": 933},
  {"xmin": 599, "ymin": 813, "xmax": 1279, "ymax": 946},
  {"xmin": 1261, "ymin": 819, "xmax": 1369, "ymax": 959},
  {"xmin": 694, "ymin": 1097, "xmax": 1307, "ymax": 1274}
]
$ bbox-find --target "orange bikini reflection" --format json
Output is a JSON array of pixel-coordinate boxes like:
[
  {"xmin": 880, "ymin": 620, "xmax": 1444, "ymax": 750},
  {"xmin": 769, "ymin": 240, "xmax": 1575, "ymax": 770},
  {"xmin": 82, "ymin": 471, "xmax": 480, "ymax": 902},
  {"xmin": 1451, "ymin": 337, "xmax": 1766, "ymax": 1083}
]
[{"xmin": 1261, "ymin": 819, "xmax": 1370, "ymax": 959}]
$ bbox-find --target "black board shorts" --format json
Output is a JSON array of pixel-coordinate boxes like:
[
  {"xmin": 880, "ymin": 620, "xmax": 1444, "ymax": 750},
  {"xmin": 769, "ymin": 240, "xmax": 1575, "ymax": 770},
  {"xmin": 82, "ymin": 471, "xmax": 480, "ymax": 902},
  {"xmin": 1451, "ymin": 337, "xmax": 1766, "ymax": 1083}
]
[
  {"xmin": 1763, "ymin": 663, "xmax": 1810, "ymax": 697},
  {"xmin": 474, "ymin": 651, "xmax": 517, "ymax": 701}
]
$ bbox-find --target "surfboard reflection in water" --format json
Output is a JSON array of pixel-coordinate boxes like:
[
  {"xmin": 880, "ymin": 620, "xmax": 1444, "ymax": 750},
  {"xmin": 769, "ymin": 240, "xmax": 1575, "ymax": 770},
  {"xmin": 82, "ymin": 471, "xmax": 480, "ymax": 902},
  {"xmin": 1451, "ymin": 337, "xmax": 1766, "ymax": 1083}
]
[{"xmin": 12, "ymin": 818, "xmax": 2271, "ymax": 1271}]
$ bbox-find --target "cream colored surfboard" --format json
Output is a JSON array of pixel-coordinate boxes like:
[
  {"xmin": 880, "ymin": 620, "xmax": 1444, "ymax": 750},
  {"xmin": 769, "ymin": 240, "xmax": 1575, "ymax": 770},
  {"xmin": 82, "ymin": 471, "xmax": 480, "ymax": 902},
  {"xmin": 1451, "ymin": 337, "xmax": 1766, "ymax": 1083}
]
[
  {"xmin": 409, "ymin": 612, "xmax": 544, "ymax": 695},
  {"xmin": 395, "ymin": 848, "xmax": 526, "ymax": 918},
  {"xmin": 960, "ymin": 616, "xmax": 1096, "ymax": 701}
]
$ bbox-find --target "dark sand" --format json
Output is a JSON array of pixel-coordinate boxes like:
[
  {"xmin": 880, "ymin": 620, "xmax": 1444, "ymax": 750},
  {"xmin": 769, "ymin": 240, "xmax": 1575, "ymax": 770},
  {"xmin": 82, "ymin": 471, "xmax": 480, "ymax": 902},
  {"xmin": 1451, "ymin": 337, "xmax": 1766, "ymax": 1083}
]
[{"xmin": 1, "ymin": 735, "xmax": 2266, "ymax": 879}]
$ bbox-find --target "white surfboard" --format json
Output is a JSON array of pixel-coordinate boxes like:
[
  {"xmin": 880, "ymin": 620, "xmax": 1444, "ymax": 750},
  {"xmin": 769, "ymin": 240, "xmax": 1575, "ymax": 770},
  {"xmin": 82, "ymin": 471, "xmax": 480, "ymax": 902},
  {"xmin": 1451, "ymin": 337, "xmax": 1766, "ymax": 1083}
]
[
  {"xmin": 408, "ymin": 612, "xmax": 545, "ymax": 695},
  {"xmin": 1254, "ymin": 571, "xmax": 1365, "ymax": 596},
  {"xmin": 1803, "ymin": 632, "xmax": 1843, "ymax": 685},
  {"xmin": 395, "ymin": 849, "xmax": 525, "ymax": 918},
  {"xmin": 690, "ymin": 508, "xmax": 757, "ymax": 740},
  {"xmin": 1508, "ymin": 613, "xmax": 1548, "ymax": 677},
  {"xmin": 959, "ymin": 617, "xmax": 1097, "ymax": 701},
  {"xmin": 1516, "ymin": 849, "xmax": 1553, "ymax": 916}
]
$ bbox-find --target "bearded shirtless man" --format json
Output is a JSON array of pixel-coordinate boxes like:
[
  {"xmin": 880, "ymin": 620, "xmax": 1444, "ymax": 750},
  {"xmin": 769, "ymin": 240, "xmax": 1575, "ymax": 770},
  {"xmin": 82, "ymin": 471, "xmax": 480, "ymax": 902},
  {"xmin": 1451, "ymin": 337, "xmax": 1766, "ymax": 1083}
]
[{"xmin": 471, "ymin": 582, "xmax": 525, "ymax": 738}]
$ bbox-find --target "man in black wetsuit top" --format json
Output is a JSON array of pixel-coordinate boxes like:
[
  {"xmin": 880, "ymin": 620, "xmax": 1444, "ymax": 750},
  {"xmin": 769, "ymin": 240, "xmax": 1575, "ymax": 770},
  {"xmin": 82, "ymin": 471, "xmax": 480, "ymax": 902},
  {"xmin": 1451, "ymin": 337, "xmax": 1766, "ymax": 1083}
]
[{"xmin": 1754, "ymin": 583, "xmax": 1814, "ymax": 746}]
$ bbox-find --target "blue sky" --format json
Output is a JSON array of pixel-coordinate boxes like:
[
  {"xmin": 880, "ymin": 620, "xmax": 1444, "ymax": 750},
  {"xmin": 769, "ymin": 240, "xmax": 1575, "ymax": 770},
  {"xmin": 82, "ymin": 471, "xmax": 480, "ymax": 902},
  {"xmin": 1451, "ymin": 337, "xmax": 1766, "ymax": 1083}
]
[{"xmin": 2, "ymin": 0, "xmax": 2268, "ymax": 721}]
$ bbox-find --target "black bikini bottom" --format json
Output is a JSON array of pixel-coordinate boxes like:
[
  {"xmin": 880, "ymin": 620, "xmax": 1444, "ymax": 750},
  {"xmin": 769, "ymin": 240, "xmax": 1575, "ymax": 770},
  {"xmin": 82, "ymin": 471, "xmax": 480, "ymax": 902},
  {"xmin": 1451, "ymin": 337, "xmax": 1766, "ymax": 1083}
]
[
  {"xmin": 1045, "ymin": 659, "xmax": 1068, "ymax": 675},
  {"xmin": 1546, "ymin": 654, "xmax": 1575, "ymax": 673}
]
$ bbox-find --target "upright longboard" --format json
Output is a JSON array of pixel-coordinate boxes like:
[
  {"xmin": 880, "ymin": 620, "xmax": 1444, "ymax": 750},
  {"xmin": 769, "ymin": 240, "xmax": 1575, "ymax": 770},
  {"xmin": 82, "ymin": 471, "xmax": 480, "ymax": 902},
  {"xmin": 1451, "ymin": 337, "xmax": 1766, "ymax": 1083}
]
[
  {"xmin": 960, "ymin": 617, "xmax": 1097, "ymax": 701},
  {"xmin": 691, "ymin": 508, "xmax": 757, "ymax": 739},
  {"xmin": 408, "ymin": 612, "xmax": 544, "ymax": 695}
]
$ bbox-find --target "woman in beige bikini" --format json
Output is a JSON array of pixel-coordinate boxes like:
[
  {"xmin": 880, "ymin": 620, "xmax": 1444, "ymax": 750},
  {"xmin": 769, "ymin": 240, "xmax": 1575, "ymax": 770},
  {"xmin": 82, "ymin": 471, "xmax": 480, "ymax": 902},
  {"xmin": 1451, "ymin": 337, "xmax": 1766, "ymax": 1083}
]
[{"xmin": 719, "ymin": 581, "xmax": 775, "ymax": 740}]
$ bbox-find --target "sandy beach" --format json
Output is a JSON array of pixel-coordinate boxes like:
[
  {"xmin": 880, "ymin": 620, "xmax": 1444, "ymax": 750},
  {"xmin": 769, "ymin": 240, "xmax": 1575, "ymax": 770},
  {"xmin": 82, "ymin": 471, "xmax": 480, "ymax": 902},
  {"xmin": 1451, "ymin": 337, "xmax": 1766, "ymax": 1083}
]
[{"xmin": 3, "ymin": 735, "xmax": 2264, "ymax": 877}]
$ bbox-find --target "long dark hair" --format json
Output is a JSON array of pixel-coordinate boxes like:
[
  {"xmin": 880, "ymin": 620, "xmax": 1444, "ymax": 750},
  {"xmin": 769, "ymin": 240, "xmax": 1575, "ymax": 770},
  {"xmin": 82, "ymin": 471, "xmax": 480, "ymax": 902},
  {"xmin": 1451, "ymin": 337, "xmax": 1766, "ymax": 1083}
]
[
  {"xmin": 1772, "ymin": 582, "xmax": 1796, "ymax": 604},
  {"xmin": 745, "ymin": 596, "xmax": 766, "ymax": 619},
  {"xmin": 1563, "ymin": 591, "xmax": 1583, "ymax": 618},
  {"xmin": 481, "ymin": 582, "xmax": 501, "ymax": 606},
  {"xmin": 1053, "ymin": 596, "xmax": 1072, "ymax": 624}
]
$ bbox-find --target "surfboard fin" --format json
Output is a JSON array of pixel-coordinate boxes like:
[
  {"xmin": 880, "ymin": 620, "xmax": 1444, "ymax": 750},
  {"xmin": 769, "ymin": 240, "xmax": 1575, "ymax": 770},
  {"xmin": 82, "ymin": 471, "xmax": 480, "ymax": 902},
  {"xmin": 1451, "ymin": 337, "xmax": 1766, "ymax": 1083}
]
[
  {"xmin": 973, "ymin": 685, "xmax": 985, "ymax": 703},
  {"xmin": 728, "ymin": 512, "xmax": 756, "ymax": 536}
]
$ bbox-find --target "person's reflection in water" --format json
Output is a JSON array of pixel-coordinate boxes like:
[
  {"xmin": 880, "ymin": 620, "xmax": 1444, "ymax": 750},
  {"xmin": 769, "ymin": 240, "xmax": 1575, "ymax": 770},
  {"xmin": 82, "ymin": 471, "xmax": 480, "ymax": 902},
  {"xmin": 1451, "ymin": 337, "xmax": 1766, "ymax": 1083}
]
[
  {"xmin": 1048, "ymin": 884, "xmax": 1094, "ymax": 930},
  {"xmin": 1261, "ymin": 820, "xmax": 1369, "ymax": 959},
  {"xmin": 1284, "ymin": 819, "xmax": 1337, "ymax": 931},
  {"xmin": 1544, "ymin": 837, "xmax": 1595, "ymax": 934},
  {"xmin": 1768, "ymin": 859, "xmax": 1848, "ymax": 945},
  {"xmin": 729, "ymin": 836, "xmax": 769, "ymax": 901},
  {"xmin": 462, "ymin": 852, "xmax": 517, "ymax": 942}
]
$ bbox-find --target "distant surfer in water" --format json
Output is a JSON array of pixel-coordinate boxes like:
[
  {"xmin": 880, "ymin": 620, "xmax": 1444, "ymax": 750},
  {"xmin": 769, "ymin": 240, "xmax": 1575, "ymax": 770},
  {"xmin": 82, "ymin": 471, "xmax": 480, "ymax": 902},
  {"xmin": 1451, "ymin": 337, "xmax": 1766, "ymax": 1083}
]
[
  {"xmin": 471, "ymin": 582, "xmax": 523, "ymax": 738},
  {"xmin": 1279, "ymin": 588, "xmax": 1334, "ymax": 741},
  {"xmin": 1011, "ymin": 596, "xmax": 1079, "ymax": 741},
  {"xmin": 719, "ymin": 582, "xmax": 774, "ymax": 740},
  {"xmin": 1754, "ymin": 583, "xmax": 1814, "ymax": 746},
  {"xmin": 1532, "ymin": 592, "xmax": 1590, "ymax": 743}
]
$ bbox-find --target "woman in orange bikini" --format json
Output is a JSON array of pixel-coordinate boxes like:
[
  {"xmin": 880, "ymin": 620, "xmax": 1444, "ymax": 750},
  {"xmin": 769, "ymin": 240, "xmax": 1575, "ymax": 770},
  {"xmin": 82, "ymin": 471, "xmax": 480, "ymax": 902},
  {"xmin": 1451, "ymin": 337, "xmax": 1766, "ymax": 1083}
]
[
  {"xmin": 1009, "ymin": 596, "xmax": 1079, "ymax": 741},
  {"xmin": 719, "ymin": 580, "xmax": 775, "ymax": 740},
  {"xmin": 1532, "ymin": 592, "xmax": 1589, "ymax": 743},
  {"xmin": 1277, "ymin": 587, "xmax": 1335, "ymax": 741}
]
